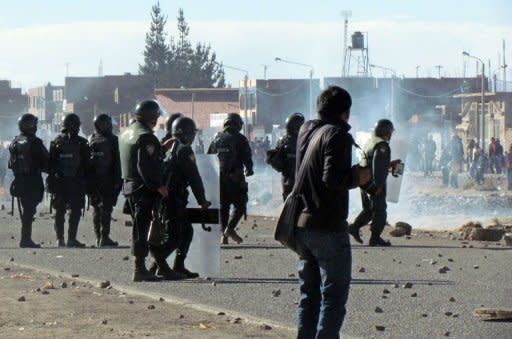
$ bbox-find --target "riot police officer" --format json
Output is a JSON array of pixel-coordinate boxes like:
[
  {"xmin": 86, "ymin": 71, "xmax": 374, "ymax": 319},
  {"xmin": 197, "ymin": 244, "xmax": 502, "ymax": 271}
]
[
  {"xmin": 88, "ymin": 114, "xmax": 122, "ymax": 247},
  {"xmin": 150, "ymin": 117, "xmax": 211, "ymax": 279},
  {"xmin": 120, "ymin": 100, "xmax": 169, "ymax": 282},
  {"xmin": 348, "ymin": 119, "xmax": 401, "ymax": 246},
  {"xmin": 161, "ymin": 112, "xmax": 183, "ymax": 144},
  {"xmin": 266, "ymin": 112, "xmax": 304, "ymax": 200},
  {"xmin": 8, "ymin": 114, "xmax": 49, "ymax": 248},
  {"xmin": 208, "ymin": 113, "xmax": 253, "ymax": 244},
  {"xmin": 48, "ymin": 113, "xmax": 90, "ymax": 248}
]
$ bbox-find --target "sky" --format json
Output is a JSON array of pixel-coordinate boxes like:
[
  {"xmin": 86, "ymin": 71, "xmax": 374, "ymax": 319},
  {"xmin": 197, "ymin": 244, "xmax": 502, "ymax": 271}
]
[{"xmin": 0, "ymin": 0, "xmax": 511, "ymax": 90}]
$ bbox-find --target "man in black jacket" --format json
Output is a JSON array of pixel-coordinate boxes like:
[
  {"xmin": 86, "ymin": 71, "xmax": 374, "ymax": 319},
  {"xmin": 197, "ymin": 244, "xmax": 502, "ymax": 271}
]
[
  {"xmin": 48, "ymin": 114, "xmax": 90, "ymax": 248},
  {"xmin": 207, "ymin": 113, "xmax": 253, "ymax": 244},
  {"xmin": 89, "ymin": 114, "xmax": 122, "ymax": 247},
  {"xmin": 295, "ymin": 86, "xmax": 370, "ymax": 339},
  {"xmin": 9, "ymin": 114, "xmax": 49, "ymax": 248}
]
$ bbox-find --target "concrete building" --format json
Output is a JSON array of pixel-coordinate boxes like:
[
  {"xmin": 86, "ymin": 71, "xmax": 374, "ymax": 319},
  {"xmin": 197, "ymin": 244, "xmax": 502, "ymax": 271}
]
[
  {"xmin": 27, "ymin": 83, "xmax": 64, "ymax": 132},
  {"xmin": 0, "ymin": 80, "xmax": 28, "ymax": 140},
  {"xmin": 155, "ymin": 88, "xmax": 239, "ymax": 131},
  {"xmin": 64, "ymin": 74, "xmax": 153, "ymax": 135}
]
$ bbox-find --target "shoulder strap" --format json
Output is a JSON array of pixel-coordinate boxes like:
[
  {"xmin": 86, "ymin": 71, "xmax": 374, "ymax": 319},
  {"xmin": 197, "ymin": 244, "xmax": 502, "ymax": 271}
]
[{"xmin": 292, "ymin": 125, "xmax": 330, "ymax": 194}]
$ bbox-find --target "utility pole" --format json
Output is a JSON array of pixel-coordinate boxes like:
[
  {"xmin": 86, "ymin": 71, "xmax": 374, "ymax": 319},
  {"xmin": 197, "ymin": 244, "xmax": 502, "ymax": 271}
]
[
  {"xmin": 415, "ymin": 65, "xmax": 420, "ymax": 78},
  {"xmin": 435, "ymin": 65, "xmax": 443, "ymax": 78},
  {"xmin": 502, "ymin": 39, "xmax": 508, "ymax": 91},
  {"xmin": 341, "ymin": 10, "xmax": 352, "ymax": 77}
]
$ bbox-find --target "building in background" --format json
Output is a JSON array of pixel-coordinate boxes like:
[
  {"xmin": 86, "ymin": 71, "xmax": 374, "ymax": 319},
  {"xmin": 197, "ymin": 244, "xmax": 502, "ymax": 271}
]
[
  {"xmin": 28, "ymin": 83, "xmax": 64, "ymax": 133},
  {"xmin": 64, "ymin": 74, "xmax": 154, "ymax": 135},
  {"xmin": 0, "ymin": 80, "xmax": 28, "ymax": 140}
]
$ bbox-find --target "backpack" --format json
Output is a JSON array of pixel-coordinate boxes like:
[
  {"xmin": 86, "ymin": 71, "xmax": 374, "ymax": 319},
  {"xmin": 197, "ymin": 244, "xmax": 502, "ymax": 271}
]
[
  {"xmin": 212, "ymin": 132, "xmax": 238, "ymax": 174},
  {"xmin": 9, "ymin": 136, "xmax": 33, "ymax": 176}
]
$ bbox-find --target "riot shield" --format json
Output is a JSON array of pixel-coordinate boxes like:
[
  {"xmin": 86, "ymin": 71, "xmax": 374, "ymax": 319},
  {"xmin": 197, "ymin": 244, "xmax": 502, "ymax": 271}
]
[
  {"xmin": 167, "ymin": 154, "xmax": 221, "ymax": 277},
  {"xmin": 247, "ymin": 168, "xmax": 282, "ymax": 217},
  {"xmin": 387, "ymin": 133, "xmax": 409, "ymax": 203}
]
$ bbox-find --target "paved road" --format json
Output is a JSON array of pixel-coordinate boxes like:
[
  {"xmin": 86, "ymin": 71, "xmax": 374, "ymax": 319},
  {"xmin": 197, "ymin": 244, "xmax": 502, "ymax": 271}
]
[{"xmin": 0, "ymin": 208, "xmax": 511, "ymax": 338}]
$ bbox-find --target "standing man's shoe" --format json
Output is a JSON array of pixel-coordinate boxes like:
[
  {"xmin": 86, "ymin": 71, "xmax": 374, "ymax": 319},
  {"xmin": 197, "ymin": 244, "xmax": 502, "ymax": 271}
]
[
  {"xmin": 369, "ymin": 237, "xmax": 391, "ymax": 247},
  {"xmin": 220, "ymin": 235, "xmax": 229, "ymax": 245},
  {"xmin": 67, "ymin": 239, "xmax": 86, "ymax": 248},
  {"xmin": 99, "ymin": 236, "xmax": 118, "ymax": 247},
  {"xmin": 57, "ymin": 239, "xmax": 66, "ymax": 247},
  {"xmin": 19, "ymin": 239, "xmax": 41, "ymax": 248}
]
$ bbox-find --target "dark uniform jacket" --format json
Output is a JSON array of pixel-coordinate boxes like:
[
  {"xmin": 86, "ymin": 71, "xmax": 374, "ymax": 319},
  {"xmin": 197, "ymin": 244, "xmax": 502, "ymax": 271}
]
[
  {"xmin": 8, "ymin": 134, "xmax": 49, "ymax": 200},
  {"xmin": 207, "ymin": 128, "xmax": 253, "ymax": 178},
  {"xmin": 165, "ymin": 142, "xmax": 207, "ymax": 207},
  {"xmin": 268, "ymin": 134, "xmax": 298, "ymax": 189},
  {"xmin": 48, "ymin": 133, "xmax": 90, "ymax": 192},
  {"xmin": 119, "ymin": 120, "xmax": 163, "ymax": 195},
  {"xmin": 296, "ymin": 119, "xmax": 359, "ymax": 232},
  {"xmin": 89, "ymin": 133, "xmax": 122, "ymax": 185}
]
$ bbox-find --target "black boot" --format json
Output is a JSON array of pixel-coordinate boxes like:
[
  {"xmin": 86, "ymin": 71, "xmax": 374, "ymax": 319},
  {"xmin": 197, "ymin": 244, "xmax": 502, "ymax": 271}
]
[
  {"xmin": 173, "ymin": 255, "xmax": 199, "ymax": 279},
  {"xmin": 67, "ymin": 214, "xmax": 85, "ymax": 248},
  {"xmin": 153, "ymin": 252, "xmax": 186, "ymax": 281},
  {"xmin": 369, "ymin": 237, "xmax": 391, "ymax": 247},
  {"xmin": 99, "ymin": 235, "xmax": 119, "ymax": 247},
  {"xmin": 133, "ymin": 257, "xmax": 160, "ymax": 282},
  {"xmin": 348, "ymin": 224, "xmax": 363, "ymax": 244},
  {"xmin": 20, "ymin": 220, "xmax": 40, "ymax": 248}
]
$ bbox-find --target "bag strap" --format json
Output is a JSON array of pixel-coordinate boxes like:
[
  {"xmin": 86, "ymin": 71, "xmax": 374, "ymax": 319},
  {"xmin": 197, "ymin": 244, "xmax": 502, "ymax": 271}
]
[{"xmin": 292, "ymin": 125, "xmax": 331, "ymax": 195}]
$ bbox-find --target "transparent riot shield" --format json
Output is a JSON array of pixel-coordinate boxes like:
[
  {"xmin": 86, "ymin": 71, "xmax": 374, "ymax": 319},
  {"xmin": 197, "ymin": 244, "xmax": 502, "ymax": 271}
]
[
  {"xmin": 166, "ymin": 154, "xmax": 221, "ymax": 277},
  {"xmin": 247, "ymin": 168, "xmax": 282, "ymax": 217},
  {"xmin": 387, "ymin": 134, "xmax": 409, "ymax": 203}
]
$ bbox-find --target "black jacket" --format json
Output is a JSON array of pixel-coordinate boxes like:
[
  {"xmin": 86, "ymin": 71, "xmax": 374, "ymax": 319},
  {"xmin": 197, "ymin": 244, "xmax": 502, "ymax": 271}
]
[{"xmin": 296, "ymin": 119, "xmax": 359, "ymax": 232}]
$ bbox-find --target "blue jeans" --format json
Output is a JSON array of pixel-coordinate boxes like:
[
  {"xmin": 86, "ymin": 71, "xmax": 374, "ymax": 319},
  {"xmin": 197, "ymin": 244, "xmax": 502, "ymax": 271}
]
[{"xmin": 296, "ymin": 229, "xmax": 352, "ymax": 339}]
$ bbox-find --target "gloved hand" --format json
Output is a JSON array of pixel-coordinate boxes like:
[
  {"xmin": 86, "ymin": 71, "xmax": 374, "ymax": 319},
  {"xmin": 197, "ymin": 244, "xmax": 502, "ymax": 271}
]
[
  {"xmin": 245, "ymin": 169, "xmax": 254, "ymax": 177},
  {"xmin": 201, "ymin": 200, "xmax": 212, "ymax": 210}
]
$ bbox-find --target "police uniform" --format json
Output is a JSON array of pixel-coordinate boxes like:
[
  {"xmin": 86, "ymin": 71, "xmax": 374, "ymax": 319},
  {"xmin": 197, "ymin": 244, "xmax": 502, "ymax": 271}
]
[
  {"xmin": 208, "ymin": 129, "xmax": 253, "ymax": 235},
  {"xmin": 350, "ymin": 134, "xmax": 391, "ymax": 245},
  {"xmin": 120, "ymin": 120, "xmax": 164, "ymax": 264},
  {"xmin": 268, "ymin": 134, "xmax": 298, "ymax": 201},
  {"xmin": 152, "ymin": 142, "xmax": 207, "ymax": 278},
  {"xmin": 8, "ymin": 133, "xmax": 49, "ymax": 247},
  {"xmin": 89, "ymin": 132, "xmax": 122, "ymax": 245},
  {"xmin": 48, "ymin": 133, "xmax": 90, "ymax": 246}
]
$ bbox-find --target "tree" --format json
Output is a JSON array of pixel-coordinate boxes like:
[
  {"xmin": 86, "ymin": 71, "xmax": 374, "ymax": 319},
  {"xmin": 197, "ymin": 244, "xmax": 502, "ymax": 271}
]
[
  {"xmin": 140, "ymin": 5, "xmax": 225, "ymax": 88},
  {"xmin": 139, "ymin": 2, "xmax": 169, "ymax": 87}
]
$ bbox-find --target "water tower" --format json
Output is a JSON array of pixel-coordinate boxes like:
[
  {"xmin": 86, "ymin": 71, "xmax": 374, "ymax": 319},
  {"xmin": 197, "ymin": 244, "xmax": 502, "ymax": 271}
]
[{"xmin": 343, "ymin": 31, "xmax": 370, "ymax": 77}]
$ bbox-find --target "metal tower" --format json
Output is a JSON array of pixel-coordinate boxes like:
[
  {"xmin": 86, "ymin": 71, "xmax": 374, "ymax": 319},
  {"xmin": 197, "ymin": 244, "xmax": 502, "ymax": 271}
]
[{"xmin": 343, "ymin": 31, "xmax": 370, "ymax": 77}]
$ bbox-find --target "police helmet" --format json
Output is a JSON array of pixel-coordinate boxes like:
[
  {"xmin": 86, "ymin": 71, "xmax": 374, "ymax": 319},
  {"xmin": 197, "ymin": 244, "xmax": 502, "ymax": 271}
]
[
  {"xmin": 166, "ymin": 113, "xmax": 184, "ymax": 134},
  {"xmin": 172, "ymin": 117, "xmax": 197, "ymax": 145},
  {"xmin": 135, "ymin": 100, "xmax": 162, "ymax": 124},
  {"xmin": 93, "ymin": 114, "xmax": 112, "ymax": 134},
  {"xmin": 18, "ymin": 113, "xmax": 38, "ymax": 135},
  {"xmin": 285, "ymin": 112, "xmax": 305, "ymax": 135},
  {"xmin": 62, "ymin": 113, "xmax": 81, "ymax": 134},
  {"xmin": 223, "ymin": 113, "xmax": 243, "ymax": 131},
  {"xmin": 374, "ymin": 119, "xmax": 394, "ymax": 138}
]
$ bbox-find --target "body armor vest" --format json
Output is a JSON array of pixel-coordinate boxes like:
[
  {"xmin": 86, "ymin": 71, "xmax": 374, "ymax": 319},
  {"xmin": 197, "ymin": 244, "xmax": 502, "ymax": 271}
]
[
  {"xmin": 54, "ymin": 135, "xmax": 83, "ymax": 177},
  {"xmin": 120, "ymin": 121, "xmax": 152, "ymax": 180},
  {"xmin": 89, "ymin": 133, "xmax": 114, "ymax": 177},
  {"xmin": 9, "ymin": 135, "xmax": 34, "ymax": 175},
  {"xmin": 359, "ymin": 134, "xmax": 387, "ymax": 169}
]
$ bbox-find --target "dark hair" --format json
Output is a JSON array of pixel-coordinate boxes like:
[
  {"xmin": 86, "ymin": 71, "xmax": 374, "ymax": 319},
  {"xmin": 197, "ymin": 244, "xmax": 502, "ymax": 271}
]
[{"xmin": 317, "ymin": 86, "xmax": 352, "ymax": 119}]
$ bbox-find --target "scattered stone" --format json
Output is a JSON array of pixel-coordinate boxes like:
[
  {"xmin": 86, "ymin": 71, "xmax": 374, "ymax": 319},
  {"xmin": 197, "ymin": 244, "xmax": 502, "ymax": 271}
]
[
  {"xmin": 375, "ymin": 325, "xmax": 386, "ymax": 331},
  {"xmin": 17, "ymin": 296, "xmax": 26, "ymax": 302},
  {"xmin": 449, "ymin": 297, "xmax": 456, "ymax": 302},
  {"xmin": 41, "ymin": 290, "xmax": 49, "ymax": 295},
  {"xmin": 430, "ymin": 260, "xmax": 437, "ymax": 265},
  {"xmin": 439, "ymin": 266, "xmax": 450, "ymax": 274},
  {"xmin": 410, "ymin": 293, "xmax": 418, "ymax": 297},
  {"xmin": 10, "ymin": 236, "xmax": 14, "ymax": 240},
  {"xmin": 416, "ymin": 264, "xmax": 421, "ymax": 267},
  {"xmin": 9, "ymin": 257, "xmax": 14, "ymax": 262},
  {"xmin": 403, "ymin": 282, "xmax": 413, "ymax": 289},
  {"xmin": 383, "ymin": 289, "xmax": 390, "ymax": 294},
  {"xmin": 394, "ymin": 283, "xmax": 399, "ymax": 288},
  {"xmin": 4, "ymin": 267, "xmax": 10, "ymax": 271},
  {"xmin": 159, "ymin": 297, "xmax": 165, "ymax": 302},
  {"xmin": 375, "ymin": 307, "xmax": 383, "ymax": 313},
  {"xmin": 128, "ymin": 300, "xmax": 134, "ymax": 304},
  {"xmin": 445, "ymin": 312, "xmax": 453, "ymax": 316},
  {"xmin": 444, "ymin": 331, "xmax": 451, "ymax": 337},
  {"xmin": 421, "ymin": 313, "xmax": 428, "ymax": 318},
  {"xmin": 71, "ymin": 281, "xmax": 76, "ymax": 286},
  {"xmin": 234, "ymin": 255, "xmax": 243, "ymax": 259},
  {"xmin": 101, "ymin": 320, "xmax": 108, "ymax": 325},
  {"xmin": 35, "ymin": 287, "xmax": 41, "ymax": 292},
  {"xmin": 97, "ymin": 281, "xmax": 111, "ymax": 289},
  {"xmin": 288, "ymin": 273, "xmax": 296, "ymax": 277},
  {"xmin": 448, "ymin": 258, "xmax": 454, "ymax": 262},
  {"xmin": 43, "ymin": 281, "xmax": 55, "ymax": 289},
  {"xmin": 179, "ymin": 314, "xmax": 185, "ymax": 319},
  {"xmin": 470, "ymin": 228, "xmax": 504, "ymax": 242},
  {"xmin": 232, "ymin": 317, "xmax": 242, "ymax": 324},
  {"xmin": 147, "ymin": 305, "xmax": 155, "ymax": 310},
  {"xmin": 211, "ymin": 282, "xmax": 217, "ymax": 287},
  {"xmin": 381, "ymin": 295, "xmax": 388, "ymax": 299},
  {"xmin": 122, "ymin": 256, "xmax": 129, "ymax": 261},
  {"xmin": 217, "ymin": 312, "xmax": 225, "ymax": 316},
  {"xmin": 260, "ymin": 324, "xmax": 272, "ymax": 330},
  {"xmin": 358, "ymin": 267, "xmax": 366, "ymax": 273},
  {"xmin": 452, "ymin": 314, "xmax": 459, "ymax": 318},
  {"xmin": 272, "ymin": 289, "xmax": 281, "ymax": 297},
  {"xmin": 473, "ymin": 265, "xmax": 479, "ymax": 269},
  {"xmin": 71, "ymin": 274, "xmax": 79, "ymax": 278},
  {"xmin": 60, "ymin": 282, "xmax": 67, "ymax": 288}
]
